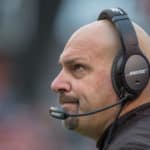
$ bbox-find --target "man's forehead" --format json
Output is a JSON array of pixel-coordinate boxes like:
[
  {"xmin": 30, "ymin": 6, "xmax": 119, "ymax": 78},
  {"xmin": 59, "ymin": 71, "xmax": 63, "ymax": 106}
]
[
  {"xmin": 59, "ymin": 31, "xmax": 102, "ymax": 63},
  {"xmin": 59, "ymin": 20, "xmax": 120, "ymax": 64},
  {"xmin": 59, "ymin": 47, "xmax": 90, "ymax": 64}
]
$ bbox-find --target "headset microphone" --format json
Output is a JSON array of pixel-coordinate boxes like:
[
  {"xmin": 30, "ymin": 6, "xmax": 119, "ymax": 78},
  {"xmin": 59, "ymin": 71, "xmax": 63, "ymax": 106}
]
[{"xmin": 49, "ymin": 94, "xmax": 131, "ymax": 120}]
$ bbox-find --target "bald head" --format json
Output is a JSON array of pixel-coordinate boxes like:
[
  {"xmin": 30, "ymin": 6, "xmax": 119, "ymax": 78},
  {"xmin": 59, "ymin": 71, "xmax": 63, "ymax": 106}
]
[
  {"xmin": 61, "ymin": 19, "xmax": 150, "ymax": 101},
  {"xmin": 64, "ymin": 20, "xmax": 121, "ymax": 63},
  {"xmin": 134, "ymin": 23, "xmax": 150, "ymax": 60},
  {"xmin": 51, "ymin": 16, "xmax": 150, "ymax": 140},
  {"xmin": 64, "ymin": 20, "xmax": 150, "ymax": 62}
]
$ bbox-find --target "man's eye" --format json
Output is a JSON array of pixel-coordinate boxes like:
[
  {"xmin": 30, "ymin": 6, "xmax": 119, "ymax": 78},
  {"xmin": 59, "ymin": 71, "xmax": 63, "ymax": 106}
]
[
  {"xmin": 72, "ymin": 64, "xmax": 85, "ymax": 72},
  {"xmin": 68, "ymin": 63, "xmax": 89, "ymax": 78}
]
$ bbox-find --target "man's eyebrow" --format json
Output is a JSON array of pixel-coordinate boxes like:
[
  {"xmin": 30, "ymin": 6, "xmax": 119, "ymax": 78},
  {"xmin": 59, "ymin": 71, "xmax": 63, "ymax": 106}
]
[{"xmin": 59, "ymin": 57, "xmax": 87, "ymax": 65}]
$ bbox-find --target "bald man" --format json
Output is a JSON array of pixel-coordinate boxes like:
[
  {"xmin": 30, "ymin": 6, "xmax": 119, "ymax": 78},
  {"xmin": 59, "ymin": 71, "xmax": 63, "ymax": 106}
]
[{"xmin": 50, "ymin": 8, "xmax": 150, "ymax": 150}]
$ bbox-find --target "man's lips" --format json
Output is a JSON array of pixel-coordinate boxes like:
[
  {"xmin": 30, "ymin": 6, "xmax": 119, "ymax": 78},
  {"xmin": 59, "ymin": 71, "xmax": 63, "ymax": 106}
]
[
  {"xmin": 59, "ymin": 95, "xmax": 79, "ymax": 114},
  {"xmin": 61, "ymin": 103, "xmax": 79, "ymax": 115}
]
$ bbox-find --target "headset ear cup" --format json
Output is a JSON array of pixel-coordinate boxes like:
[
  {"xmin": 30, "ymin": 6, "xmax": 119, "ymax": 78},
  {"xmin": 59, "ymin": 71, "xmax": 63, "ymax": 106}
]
[
  {"xmin": 112, "ymin": 52, "xmax": 150, "ymax": 99},
  {"xmin": 111, "ymin": 51, "xmax": 124, "ymax": 97},
  {"xmin": 124, "ymin": 54, "xmax": 150, "ymax": 94}
]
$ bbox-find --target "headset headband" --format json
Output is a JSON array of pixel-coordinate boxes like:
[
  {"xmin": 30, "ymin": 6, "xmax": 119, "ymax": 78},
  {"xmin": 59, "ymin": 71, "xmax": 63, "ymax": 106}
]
[{"xmin": 98, "ymin": 8, "xmax": 140, "ymax": 56}]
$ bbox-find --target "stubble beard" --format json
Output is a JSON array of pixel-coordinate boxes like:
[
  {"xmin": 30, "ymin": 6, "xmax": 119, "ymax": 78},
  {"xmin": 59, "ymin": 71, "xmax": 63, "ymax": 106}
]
[
  {"xmin": 62, "ymin": 116, "xmax": 79, "ymax": 130},
  {"xmin": 62, "ymin": 106, "xmax": 79, "ymax": 130},
  {"xmin": 59, "ymin": 94, "xmax": 80, "ymax": 130}
]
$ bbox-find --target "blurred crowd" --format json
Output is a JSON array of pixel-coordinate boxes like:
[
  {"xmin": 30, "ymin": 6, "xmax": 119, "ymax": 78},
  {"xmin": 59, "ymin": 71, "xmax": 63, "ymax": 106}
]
[{"xmin": 0, "ymin": 0, "xmax": 150, "ymax": 150}]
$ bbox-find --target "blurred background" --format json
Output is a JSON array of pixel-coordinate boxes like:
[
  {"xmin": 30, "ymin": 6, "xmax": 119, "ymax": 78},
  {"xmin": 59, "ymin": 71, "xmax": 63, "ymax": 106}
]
[{"xmin": 0, "ymin": 0, "xmax": 150, "ymax": 150}]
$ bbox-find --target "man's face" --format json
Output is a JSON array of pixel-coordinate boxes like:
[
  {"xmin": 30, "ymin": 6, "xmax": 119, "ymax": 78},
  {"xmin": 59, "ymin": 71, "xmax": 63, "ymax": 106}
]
[{"xmin": 51, "ymin": 22, "xmax": 120, "ymax": 140}]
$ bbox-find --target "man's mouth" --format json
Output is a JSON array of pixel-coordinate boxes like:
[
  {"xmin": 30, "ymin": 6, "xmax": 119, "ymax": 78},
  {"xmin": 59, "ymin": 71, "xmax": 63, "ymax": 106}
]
[{"xmin": 59, "ymin": 95, "xmax": 79, "ymax": 113}]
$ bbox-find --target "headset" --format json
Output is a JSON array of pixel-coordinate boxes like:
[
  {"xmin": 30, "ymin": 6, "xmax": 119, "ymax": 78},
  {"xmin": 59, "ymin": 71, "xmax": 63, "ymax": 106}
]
[
  {"xmin": 49, "ymin": 8, "xmax": 150, "ymax": 120},
  {"xmin": 98, "ymin": 7, "xmax": 150, "ymax": 99}
]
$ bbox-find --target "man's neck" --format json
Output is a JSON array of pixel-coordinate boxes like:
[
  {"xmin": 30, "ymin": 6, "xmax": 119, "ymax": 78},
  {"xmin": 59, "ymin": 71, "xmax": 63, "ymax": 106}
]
[{"xmin": 120, "ymin": 94, "xmax": 150, "ymax": 117}]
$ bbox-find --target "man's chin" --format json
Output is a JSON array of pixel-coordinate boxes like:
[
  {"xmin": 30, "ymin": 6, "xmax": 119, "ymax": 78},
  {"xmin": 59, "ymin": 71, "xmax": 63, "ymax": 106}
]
[{"xmin": 62, "ymin": 117, "xmax": 79, "ymax": 130}]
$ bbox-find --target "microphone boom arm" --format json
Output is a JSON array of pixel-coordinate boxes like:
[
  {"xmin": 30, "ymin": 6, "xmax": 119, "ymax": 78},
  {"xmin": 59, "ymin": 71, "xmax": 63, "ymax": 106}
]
[{"xmin": 49, "ymin": 94, "xmax": 130, "ymax": 120}]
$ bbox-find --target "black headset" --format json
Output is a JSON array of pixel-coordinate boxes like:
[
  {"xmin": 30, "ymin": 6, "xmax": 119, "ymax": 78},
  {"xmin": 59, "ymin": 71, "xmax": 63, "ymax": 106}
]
[{"xmin": 97, "ymin": 8, "xmax": 150, "ymax": 100}]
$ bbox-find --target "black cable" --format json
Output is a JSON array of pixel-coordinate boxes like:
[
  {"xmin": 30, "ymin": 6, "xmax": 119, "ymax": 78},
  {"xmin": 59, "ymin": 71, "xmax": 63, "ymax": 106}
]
[
  {"xmin": 67, "ymin": 96, "xmax": 129, "ymax": 118},
  {"xmin": 102, "ymin": 94, "xmax": 129, "ymax": 150}
]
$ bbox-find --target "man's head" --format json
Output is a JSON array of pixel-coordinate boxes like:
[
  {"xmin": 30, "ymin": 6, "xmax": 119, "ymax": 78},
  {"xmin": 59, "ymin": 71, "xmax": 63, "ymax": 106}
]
[
  {"xmin": 51, "ymin": 20, "xmax": 122, "ymax": 140},
  {"xmin": 51, "ymin": 14, "xmax": 150, "ymax": 140}
]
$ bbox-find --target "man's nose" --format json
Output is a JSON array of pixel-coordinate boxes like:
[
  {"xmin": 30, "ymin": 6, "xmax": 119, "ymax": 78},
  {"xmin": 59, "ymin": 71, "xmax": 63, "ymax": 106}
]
[{"xmin": 51, "ymin": 71, "xmax": 71, "ymax": 93}]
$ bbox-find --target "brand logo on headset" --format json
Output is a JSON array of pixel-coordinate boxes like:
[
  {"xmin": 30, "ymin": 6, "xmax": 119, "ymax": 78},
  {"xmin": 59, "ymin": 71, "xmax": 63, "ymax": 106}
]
[
  {"xmin": 126, "ymin": 68, "xmax": 148, "ymax": 77},
  {"xmin": 111, "ymin": 8, "xmax": 124, "ymax": 15}
]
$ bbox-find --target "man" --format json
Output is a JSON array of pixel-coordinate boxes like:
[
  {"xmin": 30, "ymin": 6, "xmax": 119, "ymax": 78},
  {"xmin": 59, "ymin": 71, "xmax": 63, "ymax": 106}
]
[{"xmin": 50, "ymin": 8, "xmax": 150, "ymax": 150}]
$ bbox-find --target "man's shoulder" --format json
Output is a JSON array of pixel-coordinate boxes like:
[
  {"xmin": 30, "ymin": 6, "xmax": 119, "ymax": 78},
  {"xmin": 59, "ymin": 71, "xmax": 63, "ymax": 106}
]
[
  {"xmin": 108, "ymin": 140, "xmax": 150, "ymax": 150},
  {"xmin": 107, "ymin": 102, "xmax": 150, "ymax": 150}
]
